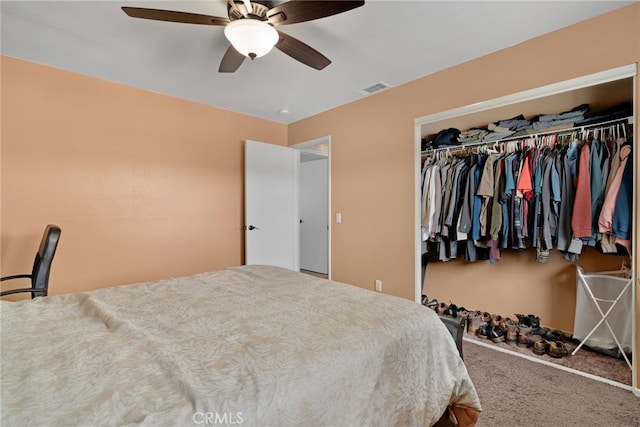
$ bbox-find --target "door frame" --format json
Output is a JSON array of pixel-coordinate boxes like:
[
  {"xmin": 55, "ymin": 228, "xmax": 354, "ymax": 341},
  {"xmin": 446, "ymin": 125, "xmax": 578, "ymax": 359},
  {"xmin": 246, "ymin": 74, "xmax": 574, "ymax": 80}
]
[{"xmin": 291, "ymin": 136, "xmax": 331, "ymax": 279}]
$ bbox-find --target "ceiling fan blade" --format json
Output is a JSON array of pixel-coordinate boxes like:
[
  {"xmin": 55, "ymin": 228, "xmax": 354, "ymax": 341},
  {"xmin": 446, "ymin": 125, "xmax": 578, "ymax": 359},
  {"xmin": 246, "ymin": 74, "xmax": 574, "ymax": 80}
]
[
  {"xmin": 275, "ymin": 31, "xmax": 330, "ymax": 70},
  {"xmin": 122, "ymin": 7, "xmax": 230, "ymax": 26},
  {"xmin": 219, "ymin": 45, "xmax": 246, "ymax": 73},
  {"xmin": 267, "ymin": 1, "xmax": 364, "ymax": 26},
  {"xmin": 257, "ymin": 1, "xmax": 278, "ymax": 9}
]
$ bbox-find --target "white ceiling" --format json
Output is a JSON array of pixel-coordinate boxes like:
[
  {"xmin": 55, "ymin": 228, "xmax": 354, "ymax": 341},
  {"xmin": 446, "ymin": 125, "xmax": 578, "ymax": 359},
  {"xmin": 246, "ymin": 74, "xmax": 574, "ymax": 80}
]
[{"xmin": 1, "ymin": 1, "xmax": 635, "ymax": 124}]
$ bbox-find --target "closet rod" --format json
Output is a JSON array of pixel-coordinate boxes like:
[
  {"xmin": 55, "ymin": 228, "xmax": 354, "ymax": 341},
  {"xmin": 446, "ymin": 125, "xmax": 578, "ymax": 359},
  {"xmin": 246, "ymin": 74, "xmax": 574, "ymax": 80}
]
[{"xmin": 422, "ymin": 115, "xmax": 634, "ymax": 155}]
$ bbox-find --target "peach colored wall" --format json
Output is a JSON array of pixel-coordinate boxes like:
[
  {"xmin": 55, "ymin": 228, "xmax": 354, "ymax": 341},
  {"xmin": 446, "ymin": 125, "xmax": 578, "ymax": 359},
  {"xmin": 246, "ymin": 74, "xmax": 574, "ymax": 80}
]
[
  {"xmin": 1, "ymin": 56, "xmax": 287, "ymax": 296},
  {"xmin": 288, "ymin": 4, "xmax": 639, "ymax": 383}
]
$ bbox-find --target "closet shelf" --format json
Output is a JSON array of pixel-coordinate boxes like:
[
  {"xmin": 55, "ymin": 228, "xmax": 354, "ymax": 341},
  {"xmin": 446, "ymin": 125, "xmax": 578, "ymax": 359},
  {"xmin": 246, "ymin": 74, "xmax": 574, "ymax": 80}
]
[{"xmin": 422, "ymin": 115, "xmax": 633, "ymax": 156}]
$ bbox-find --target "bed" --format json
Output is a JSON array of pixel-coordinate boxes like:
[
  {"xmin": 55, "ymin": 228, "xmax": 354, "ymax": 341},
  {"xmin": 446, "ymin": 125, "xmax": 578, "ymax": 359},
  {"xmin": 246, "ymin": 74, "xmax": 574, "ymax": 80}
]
[{"xmin": 1, "ymin": 265, "xmax": 481, "ymax": 426}]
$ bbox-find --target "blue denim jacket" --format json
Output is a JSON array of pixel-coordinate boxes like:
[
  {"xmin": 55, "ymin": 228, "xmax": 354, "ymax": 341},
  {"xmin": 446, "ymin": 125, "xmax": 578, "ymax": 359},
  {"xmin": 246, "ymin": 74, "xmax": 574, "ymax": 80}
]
[{"xmin": 612, "ymin": 145, "xmax": 633, "ymax": 240}]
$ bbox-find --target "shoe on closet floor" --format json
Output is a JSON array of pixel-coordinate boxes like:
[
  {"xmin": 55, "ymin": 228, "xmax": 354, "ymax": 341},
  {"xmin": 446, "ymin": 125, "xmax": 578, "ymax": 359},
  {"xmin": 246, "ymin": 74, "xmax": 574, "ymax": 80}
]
[
  {"xmin": 436, "ymin": 302, "xmax": 449, "ymax": 315},
  {"xmin": 505, "ymin": 329, "xmax": 518, "ymax": 345},
  {"xmin": 517, "ymin": 326, "xmax": 533, "ymax": 347},
  {"xmin": 503, "ymin": 323, "xmax": 518, "ymax": 345},
  {"xmin": 443, "ymin": 303, "xmax": 459, "ymax": 318},
  {"xmin": 531, "ymin": 335, "xmax": 548, "ymax": 355},
  {"xmin": 457, "ymin": 306, "xmax": 470, "ymax": 319},
  {"xmin": 530, "ymin": 315, "xmax": 541, "ymax": 329},
  {"xmin": 467, "ymin": 311, "xmax": 484, "ymax": 335},
  {"xmin": 515, "ymin": 313, "xmax": 540, "ymax": 329},
  {"xmin": 547, "ymin": 341, "xmax": 569, "ymax": 358},
  {"xmin": 474, "ymin": 312, "xmax": 496, "ymax": 337},
  {"xmin": 422, "ymin": 295, "xmax": 438, "ymax": 309},
  {"xmin": 490, "ymin": 314, "xmax": 503, "ymax": 326},
  {"xmin": 498, "ymin": 317, "xmax": 516, "ymax": 331},
  {"xmin": 477, "ymin": 323, "xmax": 492, "ymax": 339},
  {"xmin": 545, "ymin": 330, "xmax": 562, "ymax": 342},
  {"xmin": 532, "ymin": 326, "xmax": 549, "ymax": 339},
  {"xmin": 515, "ymin": 313, "xmax": 531, "ymax": 328},
  {"xmin": 488, "ymin": 325, "xmax": 505, "ymax": 343}
]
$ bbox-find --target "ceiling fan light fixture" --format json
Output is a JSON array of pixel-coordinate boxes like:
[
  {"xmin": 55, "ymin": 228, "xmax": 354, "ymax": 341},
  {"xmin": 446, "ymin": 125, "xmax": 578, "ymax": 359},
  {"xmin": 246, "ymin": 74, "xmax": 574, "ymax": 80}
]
[{"xmin": 224, "ymin": 19, "xmax": 278, "ymax": 59}]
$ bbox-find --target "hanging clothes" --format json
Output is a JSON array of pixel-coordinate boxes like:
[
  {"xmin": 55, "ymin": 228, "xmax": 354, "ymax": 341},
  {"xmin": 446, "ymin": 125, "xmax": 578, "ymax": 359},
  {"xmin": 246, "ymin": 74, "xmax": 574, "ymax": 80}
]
[{"xmin": 421, "ymin": 119, "xmax": 633, "ymax": 263}]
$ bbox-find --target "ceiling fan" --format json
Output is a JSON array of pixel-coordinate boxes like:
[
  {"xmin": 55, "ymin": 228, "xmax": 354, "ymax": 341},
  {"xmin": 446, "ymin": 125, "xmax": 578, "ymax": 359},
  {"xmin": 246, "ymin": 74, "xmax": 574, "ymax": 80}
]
[{"xmin": 122, "ymin": 0, "xmax": 365, "ymax": 73}]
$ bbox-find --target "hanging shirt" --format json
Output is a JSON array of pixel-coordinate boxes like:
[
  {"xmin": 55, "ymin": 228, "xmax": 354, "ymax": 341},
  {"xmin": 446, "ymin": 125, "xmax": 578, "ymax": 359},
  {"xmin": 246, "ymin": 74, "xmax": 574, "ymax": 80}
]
[
  {"xmin": 586, "ymin": 138, "xmax": 607, "ymax": 245},
  {"xmin": 489, "ymin": 157, "xmax": 504, "ymax": 241},
  {"xmin": 599, "ymin": 144, "xmax": 631, "ymax": 233},
  {"xmin": 471, "ymin": 156, "xmax": 485, "ymax": 241},
  {"xmin": 557, "ymin": 147, "xmax": 576, "ymax": 252},
  {"xmin": 477, "ymin": 154, "xmax": 499, "ymax": 237},
  {"xmin": 572, "ymin": 141, "xmax": 592, "ymax": 238},
  {"xmin": 612, "ymin": 146, "xmax": 633, "ymax": 253},
  {"xmin": 459, "ymin": 162, "xmax": 478, "ymax": 234},
  {"xmin": 541, "ymin": 152, "xmax": 558, "ymax": 250}
]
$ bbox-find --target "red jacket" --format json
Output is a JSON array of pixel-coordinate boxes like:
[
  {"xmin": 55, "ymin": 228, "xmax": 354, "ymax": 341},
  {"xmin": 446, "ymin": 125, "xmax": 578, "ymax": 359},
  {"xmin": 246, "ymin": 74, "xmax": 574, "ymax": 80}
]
[{"xmin": 571, "ymin": 141, "xmax": 592, "ymax": 238}]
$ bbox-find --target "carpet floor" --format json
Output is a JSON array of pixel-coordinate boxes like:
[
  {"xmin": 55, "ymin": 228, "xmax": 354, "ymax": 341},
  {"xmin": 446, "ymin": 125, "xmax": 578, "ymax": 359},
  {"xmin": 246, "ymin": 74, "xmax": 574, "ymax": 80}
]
[
  {"xmin": 464, "ymin": 331, "xmax": 632, "ymax": 386},
  {"xmin": 464, "ymin": 340, "xmax": 640, "ymax": 427}
]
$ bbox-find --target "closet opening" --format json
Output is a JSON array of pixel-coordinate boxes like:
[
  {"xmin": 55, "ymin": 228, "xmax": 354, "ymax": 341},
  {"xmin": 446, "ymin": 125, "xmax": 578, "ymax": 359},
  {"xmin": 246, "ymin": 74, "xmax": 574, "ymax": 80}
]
[{"xmin": 414, "ymin": 65, "xmax": 637, "ymax": 393}]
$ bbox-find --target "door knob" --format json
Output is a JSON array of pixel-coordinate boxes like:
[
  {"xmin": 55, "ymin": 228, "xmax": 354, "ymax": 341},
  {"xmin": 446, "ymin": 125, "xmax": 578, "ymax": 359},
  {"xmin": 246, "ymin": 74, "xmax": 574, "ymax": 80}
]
[{"xmin": 247, "ymin": 225, "xmax": 259, "ymax": 231}]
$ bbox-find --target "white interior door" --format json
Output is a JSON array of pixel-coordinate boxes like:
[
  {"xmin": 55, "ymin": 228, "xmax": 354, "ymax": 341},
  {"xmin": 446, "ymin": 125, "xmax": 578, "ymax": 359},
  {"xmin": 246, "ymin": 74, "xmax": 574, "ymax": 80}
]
[
  {"xmin": 244, "ymin": 140, "xmax": 299, "ymax": 270},
  {"xmin": 299, "ymin": 158, "xmax": 328, "ymax": 274}
]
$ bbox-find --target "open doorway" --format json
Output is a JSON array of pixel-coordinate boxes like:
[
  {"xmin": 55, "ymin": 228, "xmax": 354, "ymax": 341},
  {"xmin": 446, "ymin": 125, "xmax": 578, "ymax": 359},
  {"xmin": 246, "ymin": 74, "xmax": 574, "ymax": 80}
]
[{"xmin": 292, "ymin": 137, "xmax": 330, "ymax": 279}]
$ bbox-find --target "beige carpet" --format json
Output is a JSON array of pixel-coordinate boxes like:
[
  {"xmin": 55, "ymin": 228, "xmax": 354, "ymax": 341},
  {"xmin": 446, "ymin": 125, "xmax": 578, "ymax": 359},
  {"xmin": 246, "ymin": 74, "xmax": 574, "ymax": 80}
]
[
  {"xmin": 464, "ymin": 331, "xmax": 632, "ymax": 386},
  {"xmin": 464, "ymin": 341, "xmax": 639, "ymax": 427}
]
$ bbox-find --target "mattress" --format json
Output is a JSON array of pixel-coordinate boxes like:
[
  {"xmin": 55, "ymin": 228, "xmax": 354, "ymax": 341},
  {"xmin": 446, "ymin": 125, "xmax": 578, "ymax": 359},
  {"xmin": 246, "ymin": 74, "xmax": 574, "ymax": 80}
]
[{"xmin": 1, "ymin": 265, "xmax": 480, "ymax": 426}]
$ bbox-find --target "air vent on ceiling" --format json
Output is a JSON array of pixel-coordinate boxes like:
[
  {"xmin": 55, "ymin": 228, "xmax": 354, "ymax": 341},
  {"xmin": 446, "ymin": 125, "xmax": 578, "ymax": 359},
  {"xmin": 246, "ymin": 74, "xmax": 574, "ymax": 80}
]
[{"xmin": 358, "ymin": 81, "xmax": 391, "ymax": 96}]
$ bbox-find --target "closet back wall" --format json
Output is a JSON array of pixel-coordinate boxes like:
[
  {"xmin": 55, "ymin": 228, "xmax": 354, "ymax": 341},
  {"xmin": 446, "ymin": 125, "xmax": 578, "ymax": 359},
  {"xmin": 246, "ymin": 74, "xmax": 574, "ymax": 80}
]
[{"xmin": 1, "ymin": 56, "xmax": 287, "ymax": 296}]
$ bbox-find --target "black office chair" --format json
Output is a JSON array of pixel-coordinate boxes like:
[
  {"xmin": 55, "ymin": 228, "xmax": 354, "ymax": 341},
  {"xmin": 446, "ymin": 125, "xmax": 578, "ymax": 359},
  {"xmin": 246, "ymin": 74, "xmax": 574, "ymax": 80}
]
[{"xmin": 1, "ymin": 224, "xmax": 62, "ymax": 299}]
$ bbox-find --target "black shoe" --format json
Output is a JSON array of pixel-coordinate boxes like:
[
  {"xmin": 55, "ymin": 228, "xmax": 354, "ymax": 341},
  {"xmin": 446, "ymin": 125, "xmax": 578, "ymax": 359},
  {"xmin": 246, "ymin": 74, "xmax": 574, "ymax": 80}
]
[
  {"xmin": 423, "ymin": 298, "xmax": 438, "ymax": 309},
  {"xmin": 532, "ymin": 327, "xmax": 549, "ymax": 338},
  {"xmin": 515, "ymin": 313, "xmax": 532, "ymax": 328},
  {"xmin": 488, "ymin": 325, "xmax": 505, "ymax": 343},
  {"xmin": 444, "ymin": 303, "xmax": 458, "ymax": 318},
  {"xmin": 545, "ymin": 330, "xmax": 562, "ymax": 342},
  {"xmin": 527, "ymin": 314, "xmax": 541, "ymax": 329},
  {"xmin": 477, "ymin": 323, "xmax": 492, "ymax": 339}
]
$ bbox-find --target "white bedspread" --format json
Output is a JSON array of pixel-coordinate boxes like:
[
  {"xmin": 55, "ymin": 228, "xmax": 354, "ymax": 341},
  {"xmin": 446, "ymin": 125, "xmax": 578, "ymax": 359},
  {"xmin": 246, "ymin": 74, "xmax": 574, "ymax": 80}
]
[{"xmin": 1, "ymin": 265, "xmax": 480, "ymax": 426}]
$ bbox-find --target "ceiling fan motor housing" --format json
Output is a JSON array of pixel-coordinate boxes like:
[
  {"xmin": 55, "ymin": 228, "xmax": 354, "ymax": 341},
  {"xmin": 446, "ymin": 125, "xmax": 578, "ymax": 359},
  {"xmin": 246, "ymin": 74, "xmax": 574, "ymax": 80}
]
[{"xmin": 228, "ymin": 1, "xmax": 270, "ymax": 21}]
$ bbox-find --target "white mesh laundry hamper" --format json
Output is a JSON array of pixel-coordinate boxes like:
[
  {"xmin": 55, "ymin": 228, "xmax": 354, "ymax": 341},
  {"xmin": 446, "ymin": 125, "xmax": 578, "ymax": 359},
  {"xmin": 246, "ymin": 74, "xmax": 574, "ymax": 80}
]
[{"xmin": 572, "ymin": 264, "xmax": 633, "ymax": 369}]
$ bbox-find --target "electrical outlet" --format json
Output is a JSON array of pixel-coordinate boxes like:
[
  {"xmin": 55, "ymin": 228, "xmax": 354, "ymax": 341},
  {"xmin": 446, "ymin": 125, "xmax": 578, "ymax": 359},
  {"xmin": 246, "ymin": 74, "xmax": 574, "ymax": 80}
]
[{"xmin": 375, "ymin": 279, "xmax": 382, "ymax": 292}]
